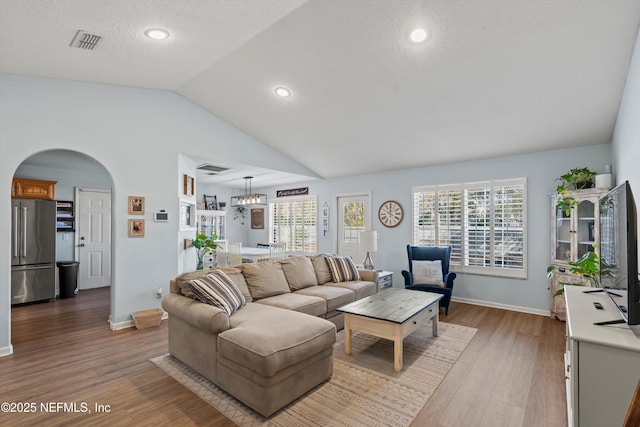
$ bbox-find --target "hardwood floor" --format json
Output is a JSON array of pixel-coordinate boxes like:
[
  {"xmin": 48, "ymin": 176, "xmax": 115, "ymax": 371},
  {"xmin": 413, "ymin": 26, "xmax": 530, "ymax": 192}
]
[{"xmin": 0, "ymin": 287, "xmax": 567, "ymax": 426}]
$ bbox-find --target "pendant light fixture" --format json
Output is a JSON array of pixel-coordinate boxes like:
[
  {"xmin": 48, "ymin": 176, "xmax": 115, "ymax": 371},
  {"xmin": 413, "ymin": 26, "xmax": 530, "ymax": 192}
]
[{"xmin": 230, "ymin": 176, "xmax": 267, "ymax": 207}]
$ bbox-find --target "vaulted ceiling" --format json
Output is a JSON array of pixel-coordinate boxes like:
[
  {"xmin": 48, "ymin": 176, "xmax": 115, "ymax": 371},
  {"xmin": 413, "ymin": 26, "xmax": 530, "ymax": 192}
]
[{"xmin": 2, "ymin": 0, "xmax": 639, "ymax": 187}]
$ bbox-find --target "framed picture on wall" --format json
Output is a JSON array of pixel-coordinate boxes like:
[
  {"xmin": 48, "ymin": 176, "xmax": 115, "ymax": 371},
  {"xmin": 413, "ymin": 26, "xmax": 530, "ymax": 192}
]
[
  {"xmin": 128, "ymin": 196, "xmax": 145, "ymax": 215},
  {"xmin": 180, "ymin": 202, "xmax": 195, "ymax": 228},
  {"xmin": 204, "ymin": 194, "xmax": 218, "ymax": 210},
  {"xmin": 251, "ymin": 208, "xmax": 264, "ymax": 229},
  {"xmin": 183, "ymin": 174, "xmax": 194, "ymax": 196},
  {"xmin": 128, "ymin": 219, "xmax": 145, "ymax": 237}
]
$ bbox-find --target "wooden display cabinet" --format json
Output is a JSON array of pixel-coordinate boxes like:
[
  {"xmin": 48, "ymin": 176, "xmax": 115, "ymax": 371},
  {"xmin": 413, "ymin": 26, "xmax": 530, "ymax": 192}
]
[{"xmin": 549, "ymin": 189, "xmax": 606, "ymax": 320}]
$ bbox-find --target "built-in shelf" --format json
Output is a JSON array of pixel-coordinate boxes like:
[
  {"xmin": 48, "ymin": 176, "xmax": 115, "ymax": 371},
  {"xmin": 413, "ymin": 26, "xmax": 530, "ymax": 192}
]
[{"xmin": 56, "ymin": 200, "xmax": 74, "ymax": 232}]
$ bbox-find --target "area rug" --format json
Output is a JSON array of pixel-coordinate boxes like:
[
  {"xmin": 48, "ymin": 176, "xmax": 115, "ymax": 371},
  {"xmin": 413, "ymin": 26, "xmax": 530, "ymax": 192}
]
[{"xmin": 151, "ymin": 321, "xmax": 476, "ymax": 427}]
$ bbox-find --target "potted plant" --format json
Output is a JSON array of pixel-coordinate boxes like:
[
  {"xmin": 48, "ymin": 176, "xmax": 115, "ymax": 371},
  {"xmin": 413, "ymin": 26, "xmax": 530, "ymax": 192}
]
[
  {"xmin": 193, "ymin": 232, "xmax": 217, "ymax": 270},
  {"xmin": 554, "ymin": 167, "xmax": 597, "ymax": 216},
  {"xmin": 547, "ymin": 247, "xmax": 609, "ymax": 296}
]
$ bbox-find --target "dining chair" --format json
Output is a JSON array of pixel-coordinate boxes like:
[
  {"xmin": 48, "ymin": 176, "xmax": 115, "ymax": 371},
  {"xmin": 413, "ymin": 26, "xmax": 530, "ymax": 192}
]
[{"xmin": 227, "ymin": 242, "xmax": 243, "ymax": 266}]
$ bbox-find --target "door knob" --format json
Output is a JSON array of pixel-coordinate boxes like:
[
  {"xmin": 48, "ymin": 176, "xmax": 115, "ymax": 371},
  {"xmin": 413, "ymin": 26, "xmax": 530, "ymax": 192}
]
[{"xmin": 78, "ymin": 243, "xmax": 85, "ymax": 247}]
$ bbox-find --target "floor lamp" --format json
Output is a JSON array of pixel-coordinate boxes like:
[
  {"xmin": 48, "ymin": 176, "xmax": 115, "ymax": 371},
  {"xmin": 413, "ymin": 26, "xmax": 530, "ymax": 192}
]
[{"xmin": 359, "ymin": 230, "xmax": 378, "ymax": 270}]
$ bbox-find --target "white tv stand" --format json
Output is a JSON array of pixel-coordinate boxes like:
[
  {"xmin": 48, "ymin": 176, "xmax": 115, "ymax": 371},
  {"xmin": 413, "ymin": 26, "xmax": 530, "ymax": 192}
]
[{"xmin": 564, "ymin": 285, "xmax": 640, "ymax": 426}]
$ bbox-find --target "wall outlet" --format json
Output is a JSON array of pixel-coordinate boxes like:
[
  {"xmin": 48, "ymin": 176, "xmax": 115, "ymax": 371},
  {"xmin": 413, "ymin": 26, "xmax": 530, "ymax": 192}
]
[{"xmin": 156, "ymin": 288, "xmax": 163, "ymax": 299}]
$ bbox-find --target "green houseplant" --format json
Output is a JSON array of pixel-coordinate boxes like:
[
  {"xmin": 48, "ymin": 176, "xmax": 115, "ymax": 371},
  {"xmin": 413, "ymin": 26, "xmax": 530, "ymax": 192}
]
[
  {"xmin": 554, "ymin": 167, "xmax": 597, "ymax": 216},
  {"xmin": 193, "ymin": 232, "xmax": 218, "ymax": 270},
  {"xmin": 547, "ymin": 247, "xmax": 609, "ymax": 296}
]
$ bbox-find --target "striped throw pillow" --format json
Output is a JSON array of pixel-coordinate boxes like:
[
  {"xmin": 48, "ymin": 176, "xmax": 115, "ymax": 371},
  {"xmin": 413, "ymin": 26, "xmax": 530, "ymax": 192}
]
[
  {"xmin": 325, "ymin": 255, "xmax": 360, "ymax": 283},
  {"xmin": 185, "ymin": 270, "xmax": 246, "ymax": 315}
]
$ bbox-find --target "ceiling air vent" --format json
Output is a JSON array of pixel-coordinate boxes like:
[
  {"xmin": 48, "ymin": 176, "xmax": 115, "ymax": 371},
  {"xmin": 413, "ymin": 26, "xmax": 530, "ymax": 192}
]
[
  {"xmin": 69, "ymin": 30, "xmax": 102, "ymax": 50},
  {"xmin": 197, "ymin": 164, "xmax": 230, "ymax": 174}
]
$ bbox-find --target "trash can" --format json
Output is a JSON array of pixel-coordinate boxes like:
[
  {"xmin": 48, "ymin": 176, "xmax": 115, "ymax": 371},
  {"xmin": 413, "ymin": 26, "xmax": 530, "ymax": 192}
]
[{"xmin": 57, "ymin": 261, "xmax": 79, "ymax": 299}]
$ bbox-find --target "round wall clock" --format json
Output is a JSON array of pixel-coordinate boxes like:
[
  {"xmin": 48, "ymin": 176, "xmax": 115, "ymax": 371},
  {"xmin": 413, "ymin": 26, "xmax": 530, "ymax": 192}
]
[{"xmin": 378, "ymin": 200, "xmax": 403, "ymax": 228}]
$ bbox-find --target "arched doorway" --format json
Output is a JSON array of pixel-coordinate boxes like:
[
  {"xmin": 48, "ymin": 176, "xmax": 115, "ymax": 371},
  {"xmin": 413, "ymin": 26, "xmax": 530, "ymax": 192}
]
[{"xmin": 11, "ymin": 149, "xmax": 113, "ymax": 317}]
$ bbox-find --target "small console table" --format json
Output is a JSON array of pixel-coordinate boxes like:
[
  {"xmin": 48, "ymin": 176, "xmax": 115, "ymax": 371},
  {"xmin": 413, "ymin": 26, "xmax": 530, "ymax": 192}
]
[
  {"xmin": 375, "ymin": 270, "xmax": 392, "ymax": 292},
  {"xmin": 564, "ymin": 285, "xmax": 640, "ymax": 426}
]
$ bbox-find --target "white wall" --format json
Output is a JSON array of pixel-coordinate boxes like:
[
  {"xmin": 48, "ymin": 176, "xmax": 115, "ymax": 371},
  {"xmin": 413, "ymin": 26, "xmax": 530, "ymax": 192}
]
[
  {"xmin": 0, "ymin": 72, "xmax": 626, "ymax": 357},
  {"xmin": 0, "ymin": 75, "xmax": 319, "ymax": 355},
  {"xmin": 612, "ymin": 28, "xmax": 640, "ymax": 203},
  {"xmin": 612, "ymin": 27, "xmax": 640, "ymax": 266},
  {"xmin": 250, "ymin": 144, "xmax": 612, "ymax": 315}
]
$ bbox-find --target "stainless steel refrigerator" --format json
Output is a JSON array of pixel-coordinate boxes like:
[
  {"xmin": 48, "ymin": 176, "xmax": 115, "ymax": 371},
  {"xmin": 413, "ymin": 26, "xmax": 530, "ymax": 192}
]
[{"xmin": 11, "ymin": 199, "xmax": 56, "ymax": 304}]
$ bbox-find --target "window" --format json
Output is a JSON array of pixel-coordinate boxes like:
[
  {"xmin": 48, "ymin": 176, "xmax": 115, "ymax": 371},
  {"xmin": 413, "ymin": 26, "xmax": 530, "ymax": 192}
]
[
  {"xmin": 413, "ymin": 178, "xmax": 526, "ymax": 278},
  {"xmin": 342, "ymin": 200, "xmax": 364, "ymax": 244},
  {"xmin": 269, "ymin": 195, "xmax": 317, "ymax": 253}
]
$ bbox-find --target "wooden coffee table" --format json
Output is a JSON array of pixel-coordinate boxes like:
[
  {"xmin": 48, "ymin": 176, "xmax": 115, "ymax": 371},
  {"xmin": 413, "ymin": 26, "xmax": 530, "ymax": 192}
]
[{"xmin": 337, "ymin": 288, "xmax": 443, "ymax": 372}]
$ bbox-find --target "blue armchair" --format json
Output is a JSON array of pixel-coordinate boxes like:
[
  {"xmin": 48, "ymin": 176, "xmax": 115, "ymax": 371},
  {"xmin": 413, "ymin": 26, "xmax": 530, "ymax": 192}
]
[{"xmin": 401, "ymin": 245, "xmax": 457, "ymax": 315}]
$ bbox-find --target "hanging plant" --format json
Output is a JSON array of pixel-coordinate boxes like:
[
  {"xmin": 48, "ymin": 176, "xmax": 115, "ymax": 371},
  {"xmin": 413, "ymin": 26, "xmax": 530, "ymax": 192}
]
[{"xmin": 234, "ymin": 206, "xmax": 246, "ymax": 225}]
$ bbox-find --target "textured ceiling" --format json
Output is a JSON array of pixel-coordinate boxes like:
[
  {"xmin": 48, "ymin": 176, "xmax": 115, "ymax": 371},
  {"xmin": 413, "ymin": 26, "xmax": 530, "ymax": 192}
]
[{"xmin": 2, "ymin": 0, "xmax": 640, "ymax": 186}]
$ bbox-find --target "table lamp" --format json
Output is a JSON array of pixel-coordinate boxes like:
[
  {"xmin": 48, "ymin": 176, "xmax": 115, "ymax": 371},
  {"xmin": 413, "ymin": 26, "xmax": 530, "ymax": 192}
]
[{"xmin": 359, "ymin": 230, "xmax": 378, "ymax": 270}]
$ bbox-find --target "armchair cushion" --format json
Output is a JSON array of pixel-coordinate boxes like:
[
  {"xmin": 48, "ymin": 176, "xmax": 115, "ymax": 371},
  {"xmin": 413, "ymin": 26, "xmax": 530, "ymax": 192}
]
[{"xmin": 412, "ymin": 260, "xmax": 444, "ymax": 287}]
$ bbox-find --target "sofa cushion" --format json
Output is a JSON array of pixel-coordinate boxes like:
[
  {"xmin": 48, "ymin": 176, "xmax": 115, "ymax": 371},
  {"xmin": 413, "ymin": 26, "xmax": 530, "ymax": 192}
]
[
  {"xmin": 254, "ymin": 293, "xmax": 326, "ymax": 317},
  {"xmin": 217, "ymin": 266, "xmax": 253, "ymax": 302},
  {"xmin": 184, "ymin": 270, "xmax": 246, "ymax": 316},
  {"xmin": 311, "ymin": 254, "xmax": 333, "ymax": 284},
  {"xmin": 295, "ymin": 286, "xmax": 355, "ymax": 312},
  {"xmin": 241, "ymin": 262, "xmax": 291, "ymax": 300},
  {"xmin": 279, "ymin": 256, "xmax": 318, "ymax": 291},
  {"xmin": 219, "ymin": 303, "xmax": 336, "ymax": 378},
  {"xmin": 324, "ymin": 280, "xmax": 377, "ymax": 300},
  {"xmin": 325, "ymin": 255, "xmax": 361, "ymax": 283},
  {"xmin": 412, "ymin": 260, "xmax": 444, "ymax": 286}
]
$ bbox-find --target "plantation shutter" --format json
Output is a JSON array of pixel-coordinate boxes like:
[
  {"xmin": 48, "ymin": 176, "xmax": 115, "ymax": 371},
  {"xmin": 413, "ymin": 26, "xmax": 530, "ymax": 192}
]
[
  {"xmin": 269, "ymin": 196, "xmax": 317, "ymax": 253},
  {"xmin": 412, "ymin": 178, "xmax": 526, "ymax": 278},
  {"xmin": 493, "ymin": 181, "xmax": 525, "ymax": 270},
  {"xmin": 464, "ymin": 185, "xmax": 491, "ymax": 268},
  {"xmin": 437, "ymin": 189, "xmax": 463, "ymax": 265}
]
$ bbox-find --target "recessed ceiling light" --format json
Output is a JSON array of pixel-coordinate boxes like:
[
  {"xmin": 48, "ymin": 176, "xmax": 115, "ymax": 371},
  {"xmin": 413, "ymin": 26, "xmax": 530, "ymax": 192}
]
[
  {"xmin": 145, "ymin": 29, "xmax": 169, "ymax": 40},
  {"xmin": 410, "ymin": 28, "xmax": 428, "ymax": 43},
  {"xmin": 275, "ymin": 87, "xmax": 291, "ymax": 97}
]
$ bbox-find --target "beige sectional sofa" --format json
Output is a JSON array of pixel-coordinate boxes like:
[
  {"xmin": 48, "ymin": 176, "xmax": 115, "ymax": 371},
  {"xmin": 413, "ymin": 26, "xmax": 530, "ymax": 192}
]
[{"xmin": 162, "ymin": 254, "xmax": 377, "ymax": 417}]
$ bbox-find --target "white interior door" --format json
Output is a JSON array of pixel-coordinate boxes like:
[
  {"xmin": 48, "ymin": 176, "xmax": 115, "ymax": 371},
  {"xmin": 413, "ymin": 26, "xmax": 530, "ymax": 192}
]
[
  {"xmin": 336, "ymin": 194, "xmax": 371, "ymax": 263},
  {"xmin": 76, "ymin": 189, "xmax": 111, "ymax": 289}
]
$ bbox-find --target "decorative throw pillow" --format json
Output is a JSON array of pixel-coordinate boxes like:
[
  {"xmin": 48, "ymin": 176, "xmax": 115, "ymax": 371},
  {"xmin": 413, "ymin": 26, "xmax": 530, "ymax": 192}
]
[
  {"xmin": 185, "ymin": 270, "xmax": 246, "ymax": 315},
  {"xmin": 279, "ymin": 256, "xmax": 318, "ymax": 291},
  {"xmin": 412, "ymin": 260, "xmax": 445, "ymax": 287},
  {"xmin": 325, "ymin": 255, "xmax": 360, "ymax": 283}
]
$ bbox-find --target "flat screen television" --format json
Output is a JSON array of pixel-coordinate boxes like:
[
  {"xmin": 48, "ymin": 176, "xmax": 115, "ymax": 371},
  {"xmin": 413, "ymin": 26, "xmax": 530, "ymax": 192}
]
[{"xmin": 597, "ymin": 181, "xmax": 640, "ymax": 325}]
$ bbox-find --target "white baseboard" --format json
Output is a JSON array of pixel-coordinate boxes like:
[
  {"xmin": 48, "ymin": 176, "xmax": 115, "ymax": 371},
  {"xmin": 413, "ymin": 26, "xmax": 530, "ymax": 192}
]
[
  {"xmin": 109, "ymin": 319, "xmax": 134, "ymax": 330},
  {"xmin": 0, "ymin": 344, "xmax": 14, "ymax": 357},
  {"xmin": 451, "ymin": 296, "xmax": 550, "ymax": 317}
]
